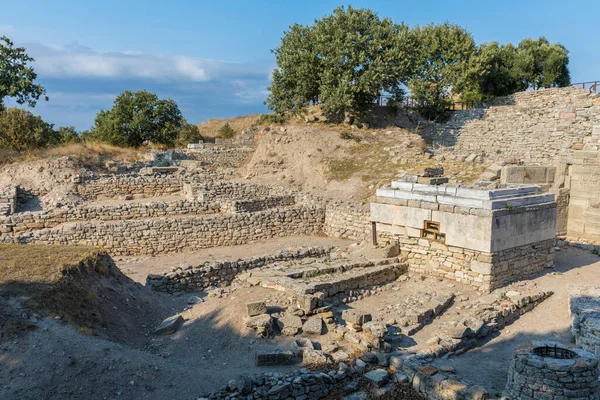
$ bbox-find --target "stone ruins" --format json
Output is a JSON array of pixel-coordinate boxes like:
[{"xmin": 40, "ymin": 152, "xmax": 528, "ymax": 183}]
[{"xmin": 4, "ymin": 86, "xmax": 600, "ymax": 400}]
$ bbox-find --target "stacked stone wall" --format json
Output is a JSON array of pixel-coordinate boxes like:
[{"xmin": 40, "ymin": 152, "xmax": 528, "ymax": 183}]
[
  {"xmin": 12, "ymin": 205, "xmax": 325, "ymax": 255},
  {"xmin": 220, "ymin": 195, "xmax": 296, "ymax": 214},
  {"xmin": 75, "ymin": 174, "xmax": 183, "ymax": 199},
  {"xmin": 396, "ymin": 236, "xmax": 554, "ymax": 292},
  {"xmin": 183, "ymin": 181, "xmax": 292, "ymax": 202},
  {"xmin": 423, "ymin": 87, "xmax": 600, "ymax": 165},
  {"xmin": 0, "ymin": 185, "xmax": 17, "ymax": 216},
  {"xmin": 566, "ymin": 146, "xmax": 600, "ymax": 243},
  {"xmin": 323, "ymin": 202, "xmax": 371, "ymax": 242},
  {"xmin": 147, "ymin": 246, "xmax": 336, "ymax": 292},
  {"xmin": 0, "ymin": 200, "xmax": 221, "ymax": 235}
]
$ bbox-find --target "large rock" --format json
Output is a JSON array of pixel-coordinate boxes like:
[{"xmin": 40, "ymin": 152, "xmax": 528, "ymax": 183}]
[
  {"xmin": 363, "ymin": 322, "xmax": 388, "ymax": 338},
  {"xmin": 364, "ymin": 369, "xmax": 389, "ymax": 387},
  {"xmin": 244, "ymin": 314, "xmax": 272, "ymax": 329},
  {"xmin": 153, "ymin": 315, "xmax": 184, "ymax": 335},
  {"xmin": 277, "ymin": 315, "xmax": 303, "ymax": 336},
  {"xmin": 342, "ymin": 309, "xmax": 372, "ymax": 326},
  {"xmin": 302, "ymin": 316, "xmax": 323, "ymax": 335},
  {"xmin": 301, "ymin": 349, "xmax": 331, "ymax": 366},
  {"xmin": 246, "ymin": 301, "xmax": 267, "ymax": 317}
]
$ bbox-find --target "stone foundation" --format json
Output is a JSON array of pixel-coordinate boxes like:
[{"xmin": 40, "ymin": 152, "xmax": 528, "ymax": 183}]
[
  {"xmin": 400, "ymin": 237, "xmax": 555, "ymax": 292},
  {"xmin": 506, "ymin": 341, "xmax": 599, "ymax": 399},
  {"xmin": 0, "ymin": 185, "xmax": 17, "ymax": 216},
  {"xmin": 11, "ymin": 205, "xmax": 325, "ymax": 255},
  {"xmin": 569, "ymin": 285, "xmax": 600, "ymax": 357}
]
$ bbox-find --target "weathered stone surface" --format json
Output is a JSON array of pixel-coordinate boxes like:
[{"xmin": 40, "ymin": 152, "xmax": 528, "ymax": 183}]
[
  {"xmin": 244, "ymin": 314, "xmax": 272, "ymax": 329},
  {"xmin": 301, "ymin": 349, "xmax": 331, "ymax": 366},
  {"xmin": 364, "ymin": 369, "xmax": 389, "ymax": 387},
  {"xmin": 246, "ymin": 301, "xmax": 267, "ymax": 317},
  {"xmin": 342, "ymin": 309, "xmax": 372, "ymax": 326},
  {"xmin": 302, "ymin": 316, "xmax": 324, "ymax": 335},
  {"xmin": 153, "ymin": 315, "xmax": 184, "ymax": 335},
  {"xmin": 255, "ymin": 350, "xmax": 295, "ymax": 366}
]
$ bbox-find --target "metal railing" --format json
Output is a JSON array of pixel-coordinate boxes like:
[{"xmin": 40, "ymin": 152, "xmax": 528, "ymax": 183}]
[{"xmin": 571, "ymin": 81, "xmax": 599, "ymax": 93}]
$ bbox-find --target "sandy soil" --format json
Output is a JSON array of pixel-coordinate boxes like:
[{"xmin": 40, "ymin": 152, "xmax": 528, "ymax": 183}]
[{"xmin": 116, "ymin": 236, "xmax": 353, "ymax": 284}]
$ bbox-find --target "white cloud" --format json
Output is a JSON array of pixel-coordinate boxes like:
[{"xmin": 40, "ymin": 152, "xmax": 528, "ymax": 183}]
[{"xmin": 23, "ymin": 42, "xmax": 273, "ymax": 84}]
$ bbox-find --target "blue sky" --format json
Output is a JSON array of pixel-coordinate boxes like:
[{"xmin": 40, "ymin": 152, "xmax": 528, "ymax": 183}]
[{"xmin": 1, "ymin": 0, "xmax": 598, "ymax": 130}]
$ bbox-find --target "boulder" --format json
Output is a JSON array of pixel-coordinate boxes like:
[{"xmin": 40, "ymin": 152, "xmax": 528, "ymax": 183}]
[
  {"xmin": 302, "ymin": 316, "xmax": 323, "ymax": 335},
  {"xmin": 153, "ymin": 315, "xmax": 184, "ymax": 335},
  {"xmin": 342, "ymin": 309, "xmax": 372, "ymax": 326},
  {"xmin": 301, "ymin": 349, "xmax": 331, "ymax": 366},
  {"xmin": 246, "ymin": 301, "xmax": 267, "ymax": 317},
  {"xmin": 364, "ymin": 369, "xmax": 389, "ymax": 387}
]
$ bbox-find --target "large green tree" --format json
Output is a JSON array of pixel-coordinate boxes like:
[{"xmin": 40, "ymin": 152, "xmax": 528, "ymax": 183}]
[
  {"xmin": 513, "ymin": 37, "xmax": 570, "ymax": 90},
  {"xmin": 408, "ymin": 23, "xmax": 477, "ymax": 120},
  {"xmin": 91, "ymin": 90, "xmax": 184, "ymax": 147},
  {"xmin": 267, "ymin": 6, "xmax": 419, "ymax": 119},
  {"xmin": 0, "ymin": 36, "xmax": 47, "ymax": 110},
  {"xmin": 0, "ymin": 107, "xmax": 58, "ymax": 151}
]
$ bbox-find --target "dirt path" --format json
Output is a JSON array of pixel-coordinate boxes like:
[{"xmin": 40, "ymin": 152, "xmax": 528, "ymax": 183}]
[
  {"xmin": 116, "ymin": 236, "xmax": 353, "ymax": 284},
  {"xmin": 427, "ymin": 247, "xmax": 599, "ymax": 397}
]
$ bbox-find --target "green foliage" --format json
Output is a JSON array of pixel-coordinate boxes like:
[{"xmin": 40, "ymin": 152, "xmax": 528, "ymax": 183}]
[
  {"xmin": 56, "ymin": 126, "xmax": 81, "ymax": 145},
  {"xmin": 0, "ymin": 36, "xmax": 48, "ymax": 110},
  {"xmin": 175, "ymin": 121, "xmax": 202, "ymax": 147},
  {"xmin": 513, "ymin": 37, "xmax": 570, "ymax": 90},
  {"xmin": 267, "ymin": 6, "xmax": 419, "ymax": 119},
  {"xmin": 217, "ymin": 123, "xmax": 235, "ymax": 139},
  {"xmin": 257, "ymin": 113, "xmax": 288, "ymax": 125},
  {"xmin": 90, "ymin": 90, "xmax": 184, "ymax": 147},
  {"xmin": 0, "ymin": 107, "xmax": 58, "ymax": 151},
  {"xmin": 408, "ymin": 23, "xmax": 477, "ymax": 120}
]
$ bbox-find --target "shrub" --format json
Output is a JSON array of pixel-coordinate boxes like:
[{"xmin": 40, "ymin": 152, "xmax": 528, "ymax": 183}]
[
  {"xmin": 175, "ymin": 121, "xmax": 202, "ymax": 147},
  {"xmin": 0, "ymin": 107, "xmax": 59, "ymax": 151},
  {"xmin": 217, "ymin": 123, "xmax": 235, "ymax": 139}
]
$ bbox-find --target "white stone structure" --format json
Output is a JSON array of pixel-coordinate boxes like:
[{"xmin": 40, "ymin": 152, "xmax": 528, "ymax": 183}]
[{"xmin": 370, "ymin": 182, "xmax": 556, "ymax": 291}]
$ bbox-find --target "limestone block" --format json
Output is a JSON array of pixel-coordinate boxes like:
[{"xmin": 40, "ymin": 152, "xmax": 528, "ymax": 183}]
[{"xmin": 247, "ymin": 301, "xmax": 267, "ymax": 317}]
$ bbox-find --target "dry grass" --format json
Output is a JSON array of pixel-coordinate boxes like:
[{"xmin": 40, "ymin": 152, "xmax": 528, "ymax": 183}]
[
  {"xmin": 198, "ymin": 114, "xmax": 263, "ymax": 137},
  {"xmin": 0, "ymin": 142, "xmax": 143, "ymax": 168},
  {"xmin": 0, "ymin": 244, "xmax": 105, "ymax": 337},
  {"xmin": 0, "ymin": 243, "xmax": 100, "ymax": 288}
]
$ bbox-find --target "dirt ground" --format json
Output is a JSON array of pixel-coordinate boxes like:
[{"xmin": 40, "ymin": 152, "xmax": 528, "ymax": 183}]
[{"xmin": 116, "ymin": 235, "xmax": 353, "ymax": 284}]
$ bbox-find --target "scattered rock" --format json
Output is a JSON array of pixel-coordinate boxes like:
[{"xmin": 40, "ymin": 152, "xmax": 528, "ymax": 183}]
[
  {"xmin": 153, "ymin": 315, "xmax": 184, "ymax": 335},
  {"xmin": 302, "ymin": 316, "xmax": 323, "ymax": 335},
  {"xmin": 364, "ymin": 369, "xmax": 389, "ymax": 387}
]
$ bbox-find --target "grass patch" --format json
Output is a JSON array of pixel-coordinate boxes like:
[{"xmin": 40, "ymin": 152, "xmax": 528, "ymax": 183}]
[{"xmin": 0, "ymin": 244, "xmax": 107, "ymax": 337}]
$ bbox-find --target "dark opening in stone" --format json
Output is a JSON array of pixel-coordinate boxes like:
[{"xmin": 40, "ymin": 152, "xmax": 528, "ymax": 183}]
[{"xmin": 533, "ymin": 345, "xmax": 577, "ymax": 359}]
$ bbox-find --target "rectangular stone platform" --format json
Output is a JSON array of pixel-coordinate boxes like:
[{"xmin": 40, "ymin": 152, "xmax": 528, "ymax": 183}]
[{"xmin": 371, "ymin": 182, "xmax": 557, "ymax": 292}]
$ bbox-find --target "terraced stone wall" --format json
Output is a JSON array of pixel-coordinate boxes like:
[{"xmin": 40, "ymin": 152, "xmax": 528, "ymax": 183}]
[
  {"xmin": 422, "ymin": 87, "xmax": 600, "ymax": 165},
  {"xmin": 323, "ymin": 202, "xmax": 371, "ymax": 242},
  {"xmin": 12, "ymin": 205, "xmax": 326, "ymax": 255}
]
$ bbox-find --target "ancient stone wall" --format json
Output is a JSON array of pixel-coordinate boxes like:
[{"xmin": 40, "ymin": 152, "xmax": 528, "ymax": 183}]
[
  {"xmin": 75, "ymin": 173, "xmax": 184, "ymax": 199},
  {"xmin": 397, "ymin": 235, "xmax": 554, "ymax": 292},
  {"xmin": 147, "ymin": 246, "xmax": 336, "ymax": 292},
  {"xmin": 219, "ymin": 195, "xmax": 296, "ymax": 214},
  {"xmin": 12, "ymin": 205, "xmax": 325, "ymax": 255},
  {"xmin": 423, "ymin": 87, "xmax": 600, "ymax": 165},
  {"xmin": 0, "ymin": 185, "xmax": 17, "ymax": 216},
  {"xmin": 323, "ymin": 202, "xmax": 371, "ymax": 242},
  {"xmin": 0, "ymin": 200, "xmax": 221, "ymax": 235},
  {"xmin": 183, "ymin": 181, "xmax": 290, "ymax": 202}
]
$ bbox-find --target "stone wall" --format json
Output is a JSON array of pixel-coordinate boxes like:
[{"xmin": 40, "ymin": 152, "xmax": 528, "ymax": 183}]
[
  {"xmin": 0, "ymin": 185, "xmax": 17, "ymax": 216},
  {"xmin": 423, "ymin": 87, "xmax": 600, "ymax": 165},
  {"xmin": 12, "ymin": 205, "xmax": 325, "ymax": 255},
  {"xmin": 183, "ymin": 181, "xmax": 290, "ymax": 202},
  {"xmin": 220, "ymin": 195, "xmax": 296, "ymax": 214},
  {"xmin": 566, "ymin": 144, "xmax": 600, "ymax": 243},
  {"xmin": 568, "ymin": 285, "xmax": 600, "ymax": 357},
  {"xmin": 0, "ymin": 200, "xmax": 221, "ymax": 235},
  {"xmin": 147, "ymin": 246, "xmax": 336, "ymax": 292},
  {"xmin": 323, "ymin": 202, "xmax": 371, "ymax": 242},
  {"xmin": 396, "ymin": 235, "xmax": 554, "ymax": 292},
  {"xmin": 75, "ymin": 173, "xmax": 184, "ymax": 199}
]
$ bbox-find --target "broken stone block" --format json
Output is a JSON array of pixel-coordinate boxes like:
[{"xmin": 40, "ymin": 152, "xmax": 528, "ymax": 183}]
[
  {"xmin": 302, "ymin": 316, "xmax": 324, "ymax": 335},
  {"xmin": 301, "ymin": 349, "xmax": 331, "ymax": 366},
  {"xmin": 293, "ymin": 337, "xmax": 314, "ymax": 357},
  {"xmin": 153, "ymin": 315, "xmax": 184, "ymax": 335},
  {"xmin": 255, "ymin": 350, "xmax": 295, "ymax": 366},
  {"xmin": 246, "ymin": 301, "xmax": 267, "ymax": 317},
  {"xmin": 342, "ymin": 309, "xmax": 372, "ymax": 326},
  {"xmin": 364, "ymin": 369, "xmax": 389, "ymax": 387},
  {"xmin": 363, "ymin": 322, "xmax": 388, "ymax": 338},
  {"xmin": 244, "ymin": 314, "xmax": 272, "ymax": 329},
  {"xmin": 277, "ymin": 315, "xmax": 303, "ymax": 336}
]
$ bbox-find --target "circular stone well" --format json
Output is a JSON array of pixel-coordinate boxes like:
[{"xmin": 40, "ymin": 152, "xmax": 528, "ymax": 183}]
[{"xmin": 506, "ymin": 341, "xmax": 599, "ymax": 399}]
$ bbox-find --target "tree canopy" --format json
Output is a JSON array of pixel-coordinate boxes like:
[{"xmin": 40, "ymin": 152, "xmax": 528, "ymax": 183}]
[
  {"xmin": 266, "ymin": 7, "xmax": 571, "ymax": 121},
  {"xmin": 0, "ymin": 36, "xmax": 47, "ymax": 110},
  {"xmin": 90, "ymin": 90, "xmax": 185, "ymax": 147},
  {"xmin": 267, "ymin": 6, "xmax": 419, "ymax": 119}
]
